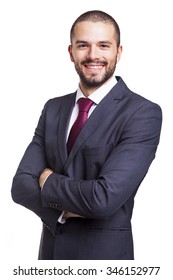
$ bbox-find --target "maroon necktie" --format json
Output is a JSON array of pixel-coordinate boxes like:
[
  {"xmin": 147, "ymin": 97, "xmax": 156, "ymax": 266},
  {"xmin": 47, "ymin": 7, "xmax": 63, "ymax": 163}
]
[{"xmin": 67, "ymin": 98, "xmax": 94, "ymax": 154}]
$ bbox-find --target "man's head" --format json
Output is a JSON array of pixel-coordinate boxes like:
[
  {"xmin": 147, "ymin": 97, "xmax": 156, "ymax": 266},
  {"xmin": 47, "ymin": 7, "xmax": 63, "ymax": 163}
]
[
  {"xmin": 68, "ymin": 10, "xmax": 122, "ymax": 96},
  {"xmin": 70, "ymin": 10, "xmax": 121, "ymax": 47}
]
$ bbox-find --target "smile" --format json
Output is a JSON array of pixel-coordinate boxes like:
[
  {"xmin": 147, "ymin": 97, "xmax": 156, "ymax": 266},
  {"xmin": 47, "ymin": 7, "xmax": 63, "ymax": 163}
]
[{"xmin": 85, "ymin": 65, "xmax": 103, "ymax": 69}]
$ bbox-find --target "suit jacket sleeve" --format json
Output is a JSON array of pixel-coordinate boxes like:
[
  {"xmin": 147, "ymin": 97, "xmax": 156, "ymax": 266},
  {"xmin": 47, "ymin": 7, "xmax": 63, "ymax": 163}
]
[
  {"xmin": 41, "ymin": 101, "xmax": 162, "ymax": 219},
  {"xmin": 11, "ymin": 101, "xmax": 61, "ymax": 233}
]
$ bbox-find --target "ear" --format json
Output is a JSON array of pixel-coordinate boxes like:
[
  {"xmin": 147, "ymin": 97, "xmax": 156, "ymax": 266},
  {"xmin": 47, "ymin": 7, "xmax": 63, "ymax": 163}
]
[
  {"xmin": 116, "ymin": 45, "xmax": 123, "ymax": 63},
  {"xmin": 68, "ymin": 45, "xmax": 74, "ymax": 62}
]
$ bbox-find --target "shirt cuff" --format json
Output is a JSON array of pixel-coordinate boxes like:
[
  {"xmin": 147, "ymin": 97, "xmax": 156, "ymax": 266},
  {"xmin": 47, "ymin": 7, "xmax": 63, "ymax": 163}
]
[{"xmin": 58, "ymin": 211, "xmax": 66, "ymax": 224}]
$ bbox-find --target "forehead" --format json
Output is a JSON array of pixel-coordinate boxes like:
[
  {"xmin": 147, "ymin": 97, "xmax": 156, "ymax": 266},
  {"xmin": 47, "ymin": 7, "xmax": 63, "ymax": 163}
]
[{"xmin": 72, "ymin": 21, "xmax": 116, "ymax": 43}]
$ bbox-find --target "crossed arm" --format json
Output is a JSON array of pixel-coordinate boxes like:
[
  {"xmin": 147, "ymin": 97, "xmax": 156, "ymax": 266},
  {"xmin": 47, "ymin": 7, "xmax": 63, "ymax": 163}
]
[
  {"xmin": 39, "ymin": 168, "xmax": 83, "ymax": 218},
  {"xmin": 12, "ymin": 100, "xmax": 162, "ymax": 232}
]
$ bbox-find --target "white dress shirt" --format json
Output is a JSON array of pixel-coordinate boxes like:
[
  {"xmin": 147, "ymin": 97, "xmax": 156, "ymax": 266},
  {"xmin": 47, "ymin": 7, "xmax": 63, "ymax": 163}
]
[
  {"xmin": 58, "ymin": 75, "xmax": 117, "ymax": 223},
  {"xmin": 66, "ymin": 75, "xmax": 117, "ymax": 139}
]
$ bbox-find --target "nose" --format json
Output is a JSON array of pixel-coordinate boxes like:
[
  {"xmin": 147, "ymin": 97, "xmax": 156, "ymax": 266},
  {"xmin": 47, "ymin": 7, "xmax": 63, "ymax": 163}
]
[{"xmin": 87, "ymin": 45, "xmax": 99, "ymax": 60}]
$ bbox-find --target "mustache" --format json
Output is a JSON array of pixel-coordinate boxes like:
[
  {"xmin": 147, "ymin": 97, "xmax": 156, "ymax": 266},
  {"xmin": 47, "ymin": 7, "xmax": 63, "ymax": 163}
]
[{"xmin": 81, "ymin": 59, "xmax": 108, "ymax": 66}]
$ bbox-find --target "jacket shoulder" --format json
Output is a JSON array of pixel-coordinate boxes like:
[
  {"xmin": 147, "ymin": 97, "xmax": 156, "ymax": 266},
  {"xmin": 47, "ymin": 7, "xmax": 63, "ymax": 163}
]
[
  {"xmin": 117, "ymin": 77, "xmax": 162, "ymax": 111},
  {"xmin": 45, "ymin": 92, "xmax": 76, "ymax": 108}
]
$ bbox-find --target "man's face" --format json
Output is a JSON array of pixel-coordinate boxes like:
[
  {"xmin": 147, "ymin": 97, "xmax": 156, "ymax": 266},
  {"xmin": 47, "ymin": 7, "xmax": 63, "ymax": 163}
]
[{"xmin": 68, "ymin": 21, "xmax": 122, "ymax": 92}]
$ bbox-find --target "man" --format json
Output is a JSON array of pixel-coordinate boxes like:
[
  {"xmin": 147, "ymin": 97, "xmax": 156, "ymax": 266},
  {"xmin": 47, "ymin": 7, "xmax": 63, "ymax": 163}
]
[{"xmin": 11, "ymin": 10, "xmax": 162, "ymax": 260}]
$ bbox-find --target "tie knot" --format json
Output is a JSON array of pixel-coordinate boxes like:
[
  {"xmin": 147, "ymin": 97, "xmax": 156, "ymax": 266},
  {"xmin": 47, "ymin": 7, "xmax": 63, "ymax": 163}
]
[{"xmin": 78, "ymin": 98, "xmax": 94, "ymax": 113}]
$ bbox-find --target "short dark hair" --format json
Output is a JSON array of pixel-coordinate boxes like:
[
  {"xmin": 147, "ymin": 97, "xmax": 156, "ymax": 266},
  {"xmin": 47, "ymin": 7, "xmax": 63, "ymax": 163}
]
[{"xmin": 70, "ymin": 10, "xmax": 121, "ymax": 46}]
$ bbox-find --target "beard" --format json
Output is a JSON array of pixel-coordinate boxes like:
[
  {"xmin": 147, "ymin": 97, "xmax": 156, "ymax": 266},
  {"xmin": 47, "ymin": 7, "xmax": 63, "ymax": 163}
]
[{"xmin": 74, "ymin": 58, "xmax": 117, "ymax": 89}]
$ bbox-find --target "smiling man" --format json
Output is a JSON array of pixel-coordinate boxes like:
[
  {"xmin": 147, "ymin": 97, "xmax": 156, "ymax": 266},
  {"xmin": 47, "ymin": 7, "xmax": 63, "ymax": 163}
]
[
  {"xmin": 68, "ymin": 19, "xmax": 122, "ymax": 95},
  {"xmin": 12, "ymin": 10, "xmax": 162, "ymax": 260}
]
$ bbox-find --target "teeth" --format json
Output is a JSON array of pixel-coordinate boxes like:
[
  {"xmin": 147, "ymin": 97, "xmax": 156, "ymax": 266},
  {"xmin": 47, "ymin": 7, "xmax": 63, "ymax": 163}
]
[{"xmin": 86, "ymin": 65, "xmax": 102, "ymax": 69}]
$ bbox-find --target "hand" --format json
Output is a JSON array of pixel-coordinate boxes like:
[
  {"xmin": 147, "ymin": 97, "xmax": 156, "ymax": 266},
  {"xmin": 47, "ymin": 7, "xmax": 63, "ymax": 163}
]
[
  {"xmin": 39, "ymin": 168, "xmax": 53, "ymax": 189},
  {"xmin": 63, "ymin": 211, "xmax": 85, "ymax": 219}
]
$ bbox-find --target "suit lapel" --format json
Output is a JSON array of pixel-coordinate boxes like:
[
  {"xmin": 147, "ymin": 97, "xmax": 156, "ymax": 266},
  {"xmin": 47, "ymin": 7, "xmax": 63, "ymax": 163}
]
[
  {"xmin": 57, "ymin": 93, "xmax": 76, "ymax": 169},
  {"xmin": 64, "ymin": 78, "xmax": 127, "ymax": 171}
]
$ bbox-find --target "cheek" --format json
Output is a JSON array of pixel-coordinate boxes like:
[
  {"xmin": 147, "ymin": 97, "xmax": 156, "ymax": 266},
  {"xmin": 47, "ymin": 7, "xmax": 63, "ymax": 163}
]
[
  {"xmin": 69, "ymin": 49, "xmax": 82, "ymax": 63},
  {"xmin": 106, "ymin": 56, "xmax": 117, "ymax": 66},
  {"xmin": 104, "ymin": 51, "xmax": 117, "ymax": 62},
  {"xmin": 72, "ymin": 49, "xmax": 89, "ymax": 62}
]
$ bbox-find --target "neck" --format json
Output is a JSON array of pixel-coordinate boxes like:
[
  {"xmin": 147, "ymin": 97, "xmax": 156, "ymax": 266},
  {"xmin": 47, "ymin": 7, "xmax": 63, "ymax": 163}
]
[
  {"xmin": 79, "ymin": 75, "xmax": 114, "ymax": 97},
  {"xmin": 79, "ymin": 84, "xmax": 100, "ymax": 97}
]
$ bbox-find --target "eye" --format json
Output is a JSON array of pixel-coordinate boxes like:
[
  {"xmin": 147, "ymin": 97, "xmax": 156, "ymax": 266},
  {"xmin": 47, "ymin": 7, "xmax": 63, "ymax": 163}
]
[
  {"xmin": 100, "ymin": 44, "xmax": 110, "ymax": 49},
  {"xmin": 77, "ymin": 43, "xmax": 88, "ymax": 49}
]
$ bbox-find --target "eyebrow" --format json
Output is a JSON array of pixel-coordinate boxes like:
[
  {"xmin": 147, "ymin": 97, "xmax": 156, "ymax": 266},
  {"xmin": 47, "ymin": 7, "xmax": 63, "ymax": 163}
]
[
  {"xmin": 76, "ymin": 40, "xmax": 88, "ymax": 44},
  {"xmin": 75, "ymin": 40, "xmax": 112, "ymax": 44}
]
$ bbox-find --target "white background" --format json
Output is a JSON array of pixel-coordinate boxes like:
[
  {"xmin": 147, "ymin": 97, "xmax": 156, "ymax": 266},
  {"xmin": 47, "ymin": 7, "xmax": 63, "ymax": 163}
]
[{"xmin": 0, "ymin": 0, "xmax": 172, "ymax": 278}]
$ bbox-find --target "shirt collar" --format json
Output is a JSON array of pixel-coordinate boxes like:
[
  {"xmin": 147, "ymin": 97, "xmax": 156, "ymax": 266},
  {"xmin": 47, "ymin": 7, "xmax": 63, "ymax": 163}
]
[{"xmin": 76, "ymin": 75, "xmax": 117, "ymax": 105}]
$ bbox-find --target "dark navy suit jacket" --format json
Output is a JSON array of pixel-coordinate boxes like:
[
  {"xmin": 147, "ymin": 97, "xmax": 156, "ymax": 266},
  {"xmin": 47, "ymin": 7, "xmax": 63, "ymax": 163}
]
[{"xmin": 11, "ymin": 77, "xmax": 162, "ymax": 259}]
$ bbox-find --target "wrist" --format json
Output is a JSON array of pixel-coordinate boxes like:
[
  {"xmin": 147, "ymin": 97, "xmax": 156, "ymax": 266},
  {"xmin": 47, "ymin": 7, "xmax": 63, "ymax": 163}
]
[{"xmin": 39, "ymin": 168, "xmax": 53, "ymax": 188}]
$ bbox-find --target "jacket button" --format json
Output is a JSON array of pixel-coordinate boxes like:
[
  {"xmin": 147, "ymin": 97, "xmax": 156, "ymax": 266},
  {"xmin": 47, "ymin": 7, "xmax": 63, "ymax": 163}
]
[{"xmin": 49, "ymin": 202, "xmax": 61, "ymax": 208}]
